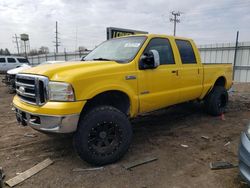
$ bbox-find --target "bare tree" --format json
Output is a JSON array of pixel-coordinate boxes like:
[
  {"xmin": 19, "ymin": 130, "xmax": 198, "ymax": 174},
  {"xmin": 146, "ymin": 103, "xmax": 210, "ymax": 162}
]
[
  {"xmin": 78, "ymin": 46, "xmax": 88, "ymax": 52},
  {"xmin": 39, "ymin": 46, "xmax": 49, "ymax": 54},
  {"xmin": 29, "ymin": 49, "xmax": 39, "ymax": 56},
  {"xmin": 0, "ymin": 48, "xmax": 11, "ymax": 55}
]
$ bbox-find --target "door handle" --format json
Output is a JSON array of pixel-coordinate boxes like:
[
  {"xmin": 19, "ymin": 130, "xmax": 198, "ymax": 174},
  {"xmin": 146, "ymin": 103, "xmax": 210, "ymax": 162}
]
[{"xmin": 171, "ymin": 70, "xmax": 178, "ymax": 76}]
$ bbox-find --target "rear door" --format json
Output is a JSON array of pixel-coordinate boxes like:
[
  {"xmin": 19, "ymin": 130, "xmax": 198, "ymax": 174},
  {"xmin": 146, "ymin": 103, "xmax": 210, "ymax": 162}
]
[
  {"xmin": 138, "ymin": 37, "xmax": 181, "ymax": 113},
  {"xmin": 0, "ymin": 57, "xmax": 7, "ymax": 72},
  {"xmin": 175, "ymin": 39, "xmax": 203, "ymax": 102},
  {"xmin": 17, "ymin": 58, "xmax": 30, "ymax": 65}
]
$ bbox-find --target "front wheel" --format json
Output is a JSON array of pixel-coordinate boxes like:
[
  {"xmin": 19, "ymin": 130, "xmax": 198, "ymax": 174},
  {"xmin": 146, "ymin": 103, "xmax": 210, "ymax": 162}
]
[
  {"xmin": 73, "ymin": 106, "xmax": 133, "ymax": 166},
  {"xmin": 204, "ymin": 86, "xmax": 228, "ymax": 116}
]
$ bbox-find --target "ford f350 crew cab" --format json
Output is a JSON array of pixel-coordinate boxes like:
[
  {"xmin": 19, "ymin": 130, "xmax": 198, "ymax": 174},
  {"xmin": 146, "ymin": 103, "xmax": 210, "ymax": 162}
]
[{"xmin": 13, "ymin": 34, "xmax": 232, "ymax": 165}]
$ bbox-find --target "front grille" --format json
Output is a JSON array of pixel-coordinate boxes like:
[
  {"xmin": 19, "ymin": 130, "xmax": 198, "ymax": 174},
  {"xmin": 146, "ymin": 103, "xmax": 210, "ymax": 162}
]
[{"xmin": 16, "ymin": 74, "xmax": 49, "ymax": 105}]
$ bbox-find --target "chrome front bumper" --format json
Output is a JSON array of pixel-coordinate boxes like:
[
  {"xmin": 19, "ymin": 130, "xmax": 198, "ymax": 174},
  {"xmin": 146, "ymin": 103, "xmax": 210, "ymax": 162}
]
[{"xmin": 14, "ymin": 107, "xmax": 79, "ymax": 133}]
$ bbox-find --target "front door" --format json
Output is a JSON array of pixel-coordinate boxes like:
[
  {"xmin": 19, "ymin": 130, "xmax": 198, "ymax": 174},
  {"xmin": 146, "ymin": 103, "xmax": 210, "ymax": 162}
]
[
  {"xmin": 6, "ymin": 57, "xmax": 18, "ymax": 71},
  {"xmin": 138, "ymin": 37, "xmax": 181, "ymax": 113}
]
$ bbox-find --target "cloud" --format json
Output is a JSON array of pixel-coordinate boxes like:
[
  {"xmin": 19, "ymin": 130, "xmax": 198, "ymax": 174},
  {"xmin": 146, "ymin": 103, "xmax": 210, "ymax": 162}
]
[{"xmin": 0, "ymin": 0, "xmax": 249, "ymax": 53}]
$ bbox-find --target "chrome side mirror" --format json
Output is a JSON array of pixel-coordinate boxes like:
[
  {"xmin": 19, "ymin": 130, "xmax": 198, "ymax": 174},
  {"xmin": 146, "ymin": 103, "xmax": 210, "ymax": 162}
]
[{"xmin": 139, "ymin": 49, "xmax": 160, "ymax": 69}]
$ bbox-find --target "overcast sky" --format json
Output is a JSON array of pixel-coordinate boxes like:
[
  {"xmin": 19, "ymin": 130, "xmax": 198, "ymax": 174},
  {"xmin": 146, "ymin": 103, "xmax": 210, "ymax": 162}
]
[{"xmin": 0, "ymin": 0, "xmax": 250, "ymax": 53}]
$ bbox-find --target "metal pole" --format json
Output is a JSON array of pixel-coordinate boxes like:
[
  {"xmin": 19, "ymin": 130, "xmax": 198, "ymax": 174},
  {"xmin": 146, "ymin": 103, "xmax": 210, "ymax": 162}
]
[
  {"xmin": 173, "ymin": 14, "xmax": 176, "ymax": 36},
  {"xmin": 24, "ymin": 41, "xmax": 27, "ymax": 57},
  {"xmin": 233, "ymin": 31, "xmax": 239, "ymax": 81},
  {"xmin": 15, "ymin": 34, "xmax": 20, "ymax": 54},
  {"xmin": 64, "ymin": 48, "xmax": 67, "ymax": 61}
]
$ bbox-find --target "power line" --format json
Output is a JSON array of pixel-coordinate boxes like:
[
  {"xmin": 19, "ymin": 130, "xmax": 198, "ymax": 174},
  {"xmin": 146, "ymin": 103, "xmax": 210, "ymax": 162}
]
[{"xmin": 170, "ymin": 11, "xmax": 182, "ymax": 36}]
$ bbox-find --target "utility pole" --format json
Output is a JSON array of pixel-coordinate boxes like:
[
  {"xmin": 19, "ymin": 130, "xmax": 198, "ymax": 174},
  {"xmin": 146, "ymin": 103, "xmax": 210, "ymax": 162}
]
[
  {"xmin": 170, "ymin": 11, "xmax": 181, "ymax": 36},
  {"xmin": 53, "ymin": 21, "xmax": 60, "ymax": 53},
  {"xmin": 12, "ymin": 34, "xmax": 20, "ymax": 54}
]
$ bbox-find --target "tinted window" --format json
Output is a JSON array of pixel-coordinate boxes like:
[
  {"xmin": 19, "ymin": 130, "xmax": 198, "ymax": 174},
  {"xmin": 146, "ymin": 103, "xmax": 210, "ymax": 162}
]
[
  {"xmin": 175, "ymin": 40, "xmax": 196, "ymax": 64},
  {"xmin": 144, "ymin": 38, "xmax": 175, "ymax": 65},
  {"xmin": 0, "ymin": 58, "xmax": 5, "ymax": 63},
  {"xmin": 17, "ymin": 58, "xmax": 29, "ymax": 63},
  {"xmin": 7, "ymin": 58, "xmax": 16, "ymax": 63}
]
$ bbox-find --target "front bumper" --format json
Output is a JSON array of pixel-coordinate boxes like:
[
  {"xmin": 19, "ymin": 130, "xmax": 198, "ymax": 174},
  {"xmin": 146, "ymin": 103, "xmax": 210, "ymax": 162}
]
[
  {"xmin": 239, "ymin": 132, "xmax": 250, "ymax": 185},
  {"xmin": 14, "ymin": 106, "xmax": 80, "ymax": 133}
]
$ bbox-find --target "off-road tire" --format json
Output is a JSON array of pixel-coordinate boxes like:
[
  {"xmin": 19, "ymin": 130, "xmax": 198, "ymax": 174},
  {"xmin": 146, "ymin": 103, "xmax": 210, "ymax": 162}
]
[
  {"xmin": 204, "ymin": 86, "xmax": 228, "ymax": 116},
  {"xmin": 73, "ymin": 105, "xmax": 133, "ymax": 166}
]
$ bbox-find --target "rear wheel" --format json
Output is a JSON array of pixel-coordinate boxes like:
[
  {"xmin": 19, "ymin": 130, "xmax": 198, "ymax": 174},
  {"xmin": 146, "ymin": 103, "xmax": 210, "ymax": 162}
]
[
  {"xmin": 204, "ymin": 86, "xmax": 228, "ymax": 116},
  {"xmin": 73, "ymin": 105, "xmax": 132, "ymax": 166}
]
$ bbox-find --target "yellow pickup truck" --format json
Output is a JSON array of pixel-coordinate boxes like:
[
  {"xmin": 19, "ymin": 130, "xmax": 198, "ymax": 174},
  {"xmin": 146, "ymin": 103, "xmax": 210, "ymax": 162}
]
[{"xmin": 13, "ymin": 34, "xmax": 232, "ymax": 165}]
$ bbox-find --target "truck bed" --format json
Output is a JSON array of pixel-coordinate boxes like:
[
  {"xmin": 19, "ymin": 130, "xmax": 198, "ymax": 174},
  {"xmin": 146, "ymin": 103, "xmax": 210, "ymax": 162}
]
[{"xmin": 201, "ymin": 63, "xmax": 232, "ymax": 98}]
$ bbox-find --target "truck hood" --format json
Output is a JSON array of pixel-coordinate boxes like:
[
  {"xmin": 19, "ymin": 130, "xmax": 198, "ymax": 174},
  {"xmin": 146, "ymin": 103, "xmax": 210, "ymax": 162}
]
[{"xmin": 20, "ymin": 61, "xmax": 124, "ymax": 81}]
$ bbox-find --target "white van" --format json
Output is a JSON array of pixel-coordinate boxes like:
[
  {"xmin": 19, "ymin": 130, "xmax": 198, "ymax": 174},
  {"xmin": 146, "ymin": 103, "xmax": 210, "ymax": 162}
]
[{"xmin": 0, "ymin": 56, "xmax": 30, "ymax": 73}]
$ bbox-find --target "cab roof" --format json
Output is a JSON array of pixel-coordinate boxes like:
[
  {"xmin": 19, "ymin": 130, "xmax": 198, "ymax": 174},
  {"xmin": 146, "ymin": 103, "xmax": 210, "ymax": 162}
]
[{"xmin": 117, "ymin": 33, "xmax": 193, "ymax": 41}]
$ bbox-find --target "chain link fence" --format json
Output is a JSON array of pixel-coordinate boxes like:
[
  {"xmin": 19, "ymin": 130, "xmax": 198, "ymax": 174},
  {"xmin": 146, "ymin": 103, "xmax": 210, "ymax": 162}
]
[{"xmin": 27, "ymin": 51, "xmax": 90, "ymax": 65}]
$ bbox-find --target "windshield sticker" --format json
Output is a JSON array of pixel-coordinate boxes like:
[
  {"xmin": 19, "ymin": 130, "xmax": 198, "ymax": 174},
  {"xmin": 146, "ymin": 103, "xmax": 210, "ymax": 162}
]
[{"xmin": 124, "ymin": 43, "xmax": 141, "ymax": 48}]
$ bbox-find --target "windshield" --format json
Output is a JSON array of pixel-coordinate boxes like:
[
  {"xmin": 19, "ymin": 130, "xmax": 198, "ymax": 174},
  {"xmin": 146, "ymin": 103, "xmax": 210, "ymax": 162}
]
[{"xmin": 84, "ymin": 36, "xmax": 146, "ymax": 63}]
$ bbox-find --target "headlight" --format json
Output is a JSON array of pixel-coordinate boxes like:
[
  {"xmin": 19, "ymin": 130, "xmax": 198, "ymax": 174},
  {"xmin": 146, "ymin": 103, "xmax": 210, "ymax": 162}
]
[
  {"xmin": 48, "ymin": 82, "xmax": 75, "ymax": 101},
  {"xmin": 245, "ymin": 124, "xmax": 250, "ymax": 139}
]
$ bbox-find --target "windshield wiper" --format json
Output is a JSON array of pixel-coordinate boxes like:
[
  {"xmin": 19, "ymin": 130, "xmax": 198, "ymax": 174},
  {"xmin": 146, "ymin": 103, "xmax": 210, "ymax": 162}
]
[{"xmin": 93, "ymin": 58, "xmax": 113, "ymax": 61}]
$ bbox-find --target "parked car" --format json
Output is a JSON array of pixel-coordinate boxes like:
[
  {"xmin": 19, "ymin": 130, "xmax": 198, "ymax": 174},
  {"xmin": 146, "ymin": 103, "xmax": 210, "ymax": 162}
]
[
  {"xmin": 13, "ymin": 34, "xmax": 232, "ymax": 165},
  {"xmin": 0, "ymin": 56, "xmax": 30, "ymax": 73},
  {"xmin": 3, "ymin": 64, "xmax": 31, "ymax": 93},
  {"xmin": 2, "ymin": 61, "xmax": 65, "ymax": 93},
  {"xmin": 239, "ymin": 123, "xmax": 250, "ymax": 185}
]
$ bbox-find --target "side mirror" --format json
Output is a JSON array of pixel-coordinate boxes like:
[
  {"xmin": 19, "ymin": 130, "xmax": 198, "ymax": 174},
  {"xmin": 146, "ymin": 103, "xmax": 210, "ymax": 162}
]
[{"xmin": 139, "ymin": 50, "xmax": 160, "ymax": 70}]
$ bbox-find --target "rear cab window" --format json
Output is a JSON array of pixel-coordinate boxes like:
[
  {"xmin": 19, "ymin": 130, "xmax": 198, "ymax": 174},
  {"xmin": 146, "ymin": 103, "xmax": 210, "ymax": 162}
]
[
  {"xmin": 175, "ymin": 40, "xmax": 197, "ymax": 64},
  {"xmin": 7, "ymin": 58, "xmax": 16, "ymax": 63},
  {"xmin": 17, "ymin": 58, "xmax": 29, "ymax": 64},
  {"xmin": 0, "ymin": 58, "xmax": 6, "ymax": 63}
]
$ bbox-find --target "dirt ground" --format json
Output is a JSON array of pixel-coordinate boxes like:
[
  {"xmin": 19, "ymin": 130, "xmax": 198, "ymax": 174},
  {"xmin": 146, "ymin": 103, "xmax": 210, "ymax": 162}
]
[{"xmin": 1, "ymin": 78, "xmax": 250, "ymax": 188}]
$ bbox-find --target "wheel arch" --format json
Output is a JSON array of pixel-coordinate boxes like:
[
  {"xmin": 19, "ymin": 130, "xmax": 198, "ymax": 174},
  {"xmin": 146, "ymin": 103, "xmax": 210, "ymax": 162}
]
[
  {"xmin": 201, "ymin": 75, "xmax": 227, "ymax": 100},
  {"xmin": 213, "ymin": 76, "xmax": 227, "ymax": 88},
  {"xmin": 80, "ymin": 89, "xmax": 136, "ymax": 118}
]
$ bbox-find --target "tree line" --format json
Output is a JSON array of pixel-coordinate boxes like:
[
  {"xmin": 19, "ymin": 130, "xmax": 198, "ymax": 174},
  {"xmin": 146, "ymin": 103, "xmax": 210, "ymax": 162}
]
[
  {"xmin": 0, "ymin": 46, "xmax": 88, "ymax": 56},
  {"xmin": 0, "ymin": 48, "xmax": 11, "ymax": 55}
]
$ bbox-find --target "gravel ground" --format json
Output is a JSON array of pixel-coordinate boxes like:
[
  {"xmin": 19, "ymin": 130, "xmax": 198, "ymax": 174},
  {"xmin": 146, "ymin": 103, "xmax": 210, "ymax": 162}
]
[{"xmin": 0, "ymin": 78, "xmax": 250, "ymax": 188}]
